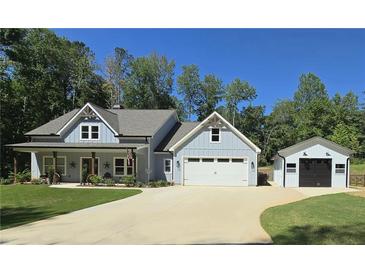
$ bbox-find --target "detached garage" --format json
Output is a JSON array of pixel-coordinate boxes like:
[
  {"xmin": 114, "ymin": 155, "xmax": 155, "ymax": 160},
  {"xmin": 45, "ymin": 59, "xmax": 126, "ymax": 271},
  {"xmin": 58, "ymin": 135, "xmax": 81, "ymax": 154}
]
[{"xmin": 273, "ymin": 137, "xmax": 353, "ymax": 188}]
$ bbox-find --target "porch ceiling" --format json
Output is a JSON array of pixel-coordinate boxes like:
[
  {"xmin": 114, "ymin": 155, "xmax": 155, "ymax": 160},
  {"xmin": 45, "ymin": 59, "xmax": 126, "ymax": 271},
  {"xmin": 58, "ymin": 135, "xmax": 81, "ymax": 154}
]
[{"xmin": 6, "ymin": 142, "xmax": 147, "ymax": 153}]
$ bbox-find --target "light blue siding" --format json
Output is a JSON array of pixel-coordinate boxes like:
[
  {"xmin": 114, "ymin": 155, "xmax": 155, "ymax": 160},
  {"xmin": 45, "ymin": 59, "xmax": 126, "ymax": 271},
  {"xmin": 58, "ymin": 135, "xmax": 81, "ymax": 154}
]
[
  {"xmin": 154, "ymin": 154, "xmax": 173, "ymax": 181},
  {"xmin": 173, "ymin": 128, "xmax": 258, "ymax": 185},
  {"xmin": 63, "ymin": 117, "xmax": 119, "ymax": 143},
  {"xmin": 150, "ymin": 113, "xmax": 177, "ymax": 180}
]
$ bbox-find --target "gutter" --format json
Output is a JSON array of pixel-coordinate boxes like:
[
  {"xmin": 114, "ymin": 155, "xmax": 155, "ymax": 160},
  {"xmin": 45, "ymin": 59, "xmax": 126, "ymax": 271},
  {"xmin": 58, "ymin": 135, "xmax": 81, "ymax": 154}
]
[
  {"xmin": 277, "ymin": 152, "xmax": 286, "ymax": 188},
  {"xmin": 169, "ymin": 151, "xmax": 174, "ymax": 183},
  {"xmin": 346, "ymin": 157, "xmax": 350, "ymax": 188}
]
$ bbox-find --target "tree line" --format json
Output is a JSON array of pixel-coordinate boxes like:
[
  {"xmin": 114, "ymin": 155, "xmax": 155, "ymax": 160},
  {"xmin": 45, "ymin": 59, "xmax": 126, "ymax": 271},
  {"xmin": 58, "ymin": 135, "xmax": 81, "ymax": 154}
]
[{"xmin": 1, "ymin": 29, "xmax": 364, "ymax": 176}]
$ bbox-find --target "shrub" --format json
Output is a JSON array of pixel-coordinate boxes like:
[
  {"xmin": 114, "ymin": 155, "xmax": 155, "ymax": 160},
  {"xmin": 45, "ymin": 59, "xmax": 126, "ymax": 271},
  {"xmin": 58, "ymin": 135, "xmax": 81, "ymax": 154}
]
[
  {"xmin": 148, "ymin": 180, "xmax": 169, "ymax": 188},
  {"xmin": 88, "ymin": 175, "xmax": 103, "ymax": 185},
  {"xmin": 0, "ymin": 178, "xmax": 12, "ymax": 185},
  {"xmin": 9, "ymin": 169, "xmax": 31, "ymax": 183},
  {"xmin": 30, "ymin": 178, "xmax": 43, "ymax": 185},
  {"xmin": 104, "ymin": 178, "xmax": 116, "ymax": 186},
  {"xmin": 120, "ymin": 176, "xmax": 136, "ymax": 187}
]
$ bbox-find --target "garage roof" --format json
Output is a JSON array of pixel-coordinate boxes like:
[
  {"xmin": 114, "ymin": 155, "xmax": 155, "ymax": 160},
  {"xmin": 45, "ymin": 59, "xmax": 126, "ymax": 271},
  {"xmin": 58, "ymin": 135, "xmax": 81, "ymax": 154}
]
[{"xmin": 277, "ymin": 137, "xmax": 354, "ymax": 157}]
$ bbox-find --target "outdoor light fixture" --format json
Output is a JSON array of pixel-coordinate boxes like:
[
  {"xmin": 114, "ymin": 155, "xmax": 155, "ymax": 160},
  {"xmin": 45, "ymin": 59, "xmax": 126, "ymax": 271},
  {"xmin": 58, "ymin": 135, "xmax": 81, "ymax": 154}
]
[
  {"xmin": 176, "ymin": 160, "xmax": 180, "ymax": 168},
  {"xmin": 326, "ymin": 152, "xmax": 331, "ymax": 156},
  {"xmin": 303, "ymin": 152, "xmax": 308, "ymax": 156},
  {"xmin": 251, "ymin": 161, "xmax": 255, "ymax": 170}
]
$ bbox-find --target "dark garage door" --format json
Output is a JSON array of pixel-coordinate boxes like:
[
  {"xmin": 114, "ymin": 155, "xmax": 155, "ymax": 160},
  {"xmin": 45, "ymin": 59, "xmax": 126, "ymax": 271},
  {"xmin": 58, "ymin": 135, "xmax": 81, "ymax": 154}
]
[{"xmin": 299, "ymin": 158, "xmax": 332, "ymax": 187}]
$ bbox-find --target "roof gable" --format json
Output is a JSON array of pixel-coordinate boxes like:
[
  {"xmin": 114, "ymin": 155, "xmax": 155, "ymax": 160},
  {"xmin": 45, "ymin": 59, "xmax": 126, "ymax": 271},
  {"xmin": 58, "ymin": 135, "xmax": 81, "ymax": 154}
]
[
  {"xmin": 56, "ymin": 103, "xmax": 119, "ymax": 135},
  {"xmin": 169, "ymin": 112, "xmax": 261, "ymax": 153},
  {"xmin": 278, "ymin": 137, "xmax": 354, "ymax": 157}
]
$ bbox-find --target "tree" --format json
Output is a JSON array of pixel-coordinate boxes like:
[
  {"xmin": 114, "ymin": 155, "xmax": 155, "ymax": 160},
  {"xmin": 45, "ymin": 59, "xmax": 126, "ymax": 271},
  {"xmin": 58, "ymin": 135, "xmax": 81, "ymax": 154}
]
[
  {"xmin": 294, "ymin": 72, "xmax": 327, "ymax": 108},
  {"xmin": 293, "ymin": 73, "xmax": 333, "ymax": 140},
  {"xmin": 263, "ymin": 100, "xmax": 297, "ymax": 163},
  {"xmin": 123, "ymin": 53, "xmax": 175, "ymax": 109},
  {"xmin": 196, "ymin": 74, "xmax": 224, "ymax": 121},
  {"xmin": 177, "ymin": 65, "xmax": 201, "ymax": 120},
  {"xmin": 225, "ymin": 78, "xmax": 256, "ymax": 126},
  {"xmin": 103, "ymin": 48, "xmax": 133, "ymax": 107},
  {"xmin": 0, "ymin": 28, "xmax": 108, "ymax": 176},
  {"xmin": 236, "ymin": 105, "xmax": 265, "ymax": 152},
  {"xmin": 330, "ymin": 123, "xmax": 360, "ymax": 152}
]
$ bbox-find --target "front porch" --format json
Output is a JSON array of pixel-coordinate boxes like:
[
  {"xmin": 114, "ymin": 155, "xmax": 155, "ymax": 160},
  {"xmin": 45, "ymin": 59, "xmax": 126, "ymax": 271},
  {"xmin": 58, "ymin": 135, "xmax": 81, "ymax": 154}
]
[{"xmin": 8, "ymin": 143, "xmax": 150, "ymax": 184}]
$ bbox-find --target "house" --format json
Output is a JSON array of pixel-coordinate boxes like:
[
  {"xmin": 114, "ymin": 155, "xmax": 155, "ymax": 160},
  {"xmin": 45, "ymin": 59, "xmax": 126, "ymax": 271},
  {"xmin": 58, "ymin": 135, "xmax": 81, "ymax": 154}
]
[
  {"xmin": 273, "ymin": 137, "xmax": 353, "ymax": 188},
  {"xmin": 7, "ymin": 102, "xmax": 261, "ymax": 186}
]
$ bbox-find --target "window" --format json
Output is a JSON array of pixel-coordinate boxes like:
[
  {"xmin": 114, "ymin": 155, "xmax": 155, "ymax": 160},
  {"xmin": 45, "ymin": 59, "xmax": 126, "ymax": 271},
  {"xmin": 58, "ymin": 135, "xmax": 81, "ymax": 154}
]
[
  {"xmin": 232, "ymin": 158, "xmax": 244, "ymax": 163},
  {"xmin": 335, "ymin": 164, "xmax": 345, "ymax": 174},
  {"xmin": 114, "ymin": 158, "xmax": 125, "ymax": 176},
  {"xmin": 81, "ymin": 126, "xmax": 89, "ymax": 139},
  {"xmin": 217, "ymin": 158, "xmax": 229, "ymax": 162},
  {"xmin": 43, "ymin": 156, "xmax": 67, "ymax": 176},
  {"xmin": 164, "ymin": 159, "xmax": 172, "ymax": 173},
  {"xmin": 286, "ymin": 163, "xmax": 296, "ymax": 173},
  {"xmin": 91, "ymin": 126, "xmax": 99, "ymax": 139},
  {"xmin": 211, "ymin": 128, "xmax": 220, "ymax": 143},
  {"xmin": 202, "ymin": 158, "xmax": 214, "ymax": 162},
  {"xmin": 80, "ymin": 124, "xmax": 99, "ymax": 140},
  {"xmin": 114, "ymin": 157, "xmax": 134, "ymax": 176},
  {"xmin": 188, "ymin": 158, "xmax": 200, "ymax": 162}
]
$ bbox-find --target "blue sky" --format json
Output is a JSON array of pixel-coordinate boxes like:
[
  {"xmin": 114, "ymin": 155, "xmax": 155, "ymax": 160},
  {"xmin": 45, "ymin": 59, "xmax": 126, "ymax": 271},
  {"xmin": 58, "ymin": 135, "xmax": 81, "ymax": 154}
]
[{"xmin": 54, "ymin": 29, "xmax": 365, "ymax": 113}]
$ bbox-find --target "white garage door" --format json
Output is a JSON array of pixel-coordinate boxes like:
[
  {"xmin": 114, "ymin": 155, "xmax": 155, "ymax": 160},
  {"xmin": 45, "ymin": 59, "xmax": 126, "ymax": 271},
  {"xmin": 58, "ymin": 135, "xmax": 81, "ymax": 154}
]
[{"xmin": 183, "ymin": 157, "xmax": 248, "ymax": 186}]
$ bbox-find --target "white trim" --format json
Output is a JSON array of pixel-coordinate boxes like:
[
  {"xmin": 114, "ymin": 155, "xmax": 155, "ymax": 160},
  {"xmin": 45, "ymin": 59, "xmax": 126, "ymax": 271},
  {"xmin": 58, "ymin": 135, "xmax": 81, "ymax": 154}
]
[
  {"xmin": 113, "ymin": 157, "xmax": 134, "ymax": 177},
  {"xmin": 56, "ymin": 103, "xmax": 118, "ymax": 135},
  {"xmin": 164, "ymin": 158, "xmax": 172, "ymax": 174},
  {"xmin": 210, "ymin": 127, "xmax": 221, "ymax": 144},
  {"xmin": 79, "ymin": 157, "xmax": 100, "ymax": 182},
  {"xmin": 42, "ymin": 155, "xmax": 67, "ymax": 176},
  {"xmin": 79, "ymin": 123, "xmax": 100, "ymax": 141},
  {"xmin": 169, "ymin": 111, "xmax": 261, "ymax": 153}
]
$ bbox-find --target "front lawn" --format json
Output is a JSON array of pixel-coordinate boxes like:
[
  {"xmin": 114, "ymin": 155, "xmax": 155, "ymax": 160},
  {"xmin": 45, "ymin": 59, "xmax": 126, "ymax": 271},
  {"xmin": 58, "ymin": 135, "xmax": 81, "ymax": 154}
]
[
  {"xmin": 261, "ymin": 192, "xmax": 365, "ymax": 244},
  {"xmin": 0, "ymin": 185, "xmax": 141, "ymax": 230}
]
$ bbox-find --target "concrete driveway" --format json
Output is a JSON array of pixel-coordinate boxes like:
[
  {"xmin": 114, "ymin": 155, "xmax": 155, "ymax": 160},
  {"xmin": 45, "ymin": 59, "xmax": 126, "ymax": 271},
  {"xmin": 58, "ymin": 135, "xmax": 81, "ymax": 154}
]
[{"xmin": 0, "ymin": 186, "xmax": 354, "ymax": 244}]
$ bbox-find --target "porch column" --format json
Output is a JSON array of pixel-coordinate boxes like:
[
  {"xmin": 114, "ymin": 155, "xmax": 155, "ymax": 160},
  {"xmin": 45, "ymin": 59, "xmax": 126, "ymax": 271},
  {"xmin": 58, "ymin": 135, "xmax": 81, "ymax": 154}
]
[
  {"xmin": 132, "ymin": 149, "xmax": 136, "ymax": 180},
  {"xmin": 91, "ymin": 152, "xmax": 95, "ymax": 175},
  {"xmin": 52, "ymin": 151, "xmax": 57, "ymax": 184},
  {"xmin": 13, "ymin": 151, "xmax": 17, "ymax": 183}
]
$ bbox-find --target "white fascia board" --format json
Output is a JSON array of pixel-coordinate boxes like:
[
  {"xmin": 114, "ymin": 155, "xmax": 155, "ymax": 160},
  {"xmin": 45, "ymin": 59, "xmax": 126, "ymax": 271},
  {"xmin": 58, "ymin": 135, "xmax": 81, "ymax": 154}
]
[
  {"xmin": 56, "ymin": 103, "xmax": 118, "ymax": 136},
  {"xmin": 169, "ymin": 111, "xmax": 261, "ymax": 153}
]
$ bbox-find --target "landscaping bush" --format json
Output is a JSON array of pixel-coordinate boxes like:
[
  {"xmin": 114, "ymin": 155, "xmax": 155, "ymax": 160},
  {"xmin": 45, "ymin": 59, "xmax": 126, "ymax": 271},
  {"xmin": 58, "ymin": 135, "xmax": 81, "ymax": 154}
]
[
  {"xmin": 88, "ymin": 175, "xmax": 103, "ymax": 185},
  {"xmin": 148, "ymin": 180, "xmax": 170, "ymax": 188},
  {"xmin": 0, "ymin": 177, "xmax": 12, "ymax": 185},
  {"xmin": 30, "ymin": 178, "xmax": 43, "ymax": 185},
  {"xmin": 104, "ymin": 178, "xmax": 116, "ymax": 186},
  {"xmin": 120, "ymin": 175, "xmax": 136, "ymax": 187},
  {"xmin": 9, "ymin": 169, "xmax": 31, "ymax": 183}
]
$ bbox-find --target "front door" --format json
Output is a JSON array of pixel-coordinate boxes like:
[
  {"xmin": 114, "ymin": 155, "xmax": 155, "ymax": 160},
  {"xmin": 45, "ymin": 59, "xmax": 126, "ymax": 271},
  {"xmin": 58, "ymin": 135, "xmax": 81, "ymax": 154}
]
[{"xmin": 81, "ymin": 158, "xmax": 99, "ymax": 183}]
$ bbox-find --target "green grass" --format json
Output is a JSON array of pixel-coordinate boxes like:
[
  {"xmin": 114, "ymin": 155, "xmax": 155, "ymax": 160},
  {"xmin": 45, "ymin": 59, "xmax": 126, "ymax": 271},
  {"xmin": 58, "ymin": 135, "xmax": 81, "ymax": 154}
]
[
  {"xmin": 261, "ymin": 193, "xmax": 365, "ymax": 244},
  {"xmin": 351, "ymin": 163, "xmax": 365, "ymax": 175},
  {"xmin": 0, "ymin": 185, "xmax": 141, "ymax": 230}
]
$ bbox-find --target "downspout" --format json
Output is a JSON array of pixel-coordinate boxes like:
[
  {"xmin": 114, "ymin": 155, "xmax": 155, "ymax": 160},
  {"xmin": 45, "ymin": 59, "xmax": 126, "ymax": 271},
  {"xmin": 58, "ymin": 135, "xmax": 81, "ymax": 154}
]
[
  {"xmin": 147, "ymin": 137, "xmax": 151, "ymax": 182},
  {"xmin": 346, "ymin": 157, "xmax": 350, "ymax": 188},
  {"xmin": 277, "ymin": 153, "xmax": 286, "ymax": 188}
]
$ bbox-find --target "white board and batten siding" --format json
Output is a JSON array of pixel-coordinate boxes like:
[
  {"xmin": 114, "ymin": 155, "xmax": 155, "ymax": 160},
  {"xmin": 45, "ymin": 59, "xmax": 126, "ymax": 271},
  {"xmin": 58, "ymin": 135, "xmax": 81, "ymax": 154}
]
[
  {"xmin": 174, "ymin": 128, "xmax": 258, "ymax": 186},
  {"xmin": 274, "ymin": 143, "xmax": 350, "ymax": 188}
]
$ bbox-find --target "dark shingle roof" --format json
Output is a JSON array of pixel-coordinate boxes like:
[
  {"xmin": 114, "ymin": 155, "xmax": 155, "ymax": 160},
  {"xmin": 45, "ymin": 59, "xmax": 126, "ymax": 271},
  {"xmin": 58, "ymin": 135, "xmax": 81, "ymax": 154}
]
[
  {"xmin": 25, "ymin": 104, "xmax": 177, "ymax": 137},
  {"xmin": 108, "ymin": 109, "xmax": 176, "ymax": 136},
  {"xmin": 278, "ymin": 136, "xmax": 354, "ymax": 157},
  {"xmin": 155, "ymin": 122, "xmax": 200, "ymax": 152},
  {"xmin": 25, "ymin": 109, "xmax": 80, "ymax": 135}
]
